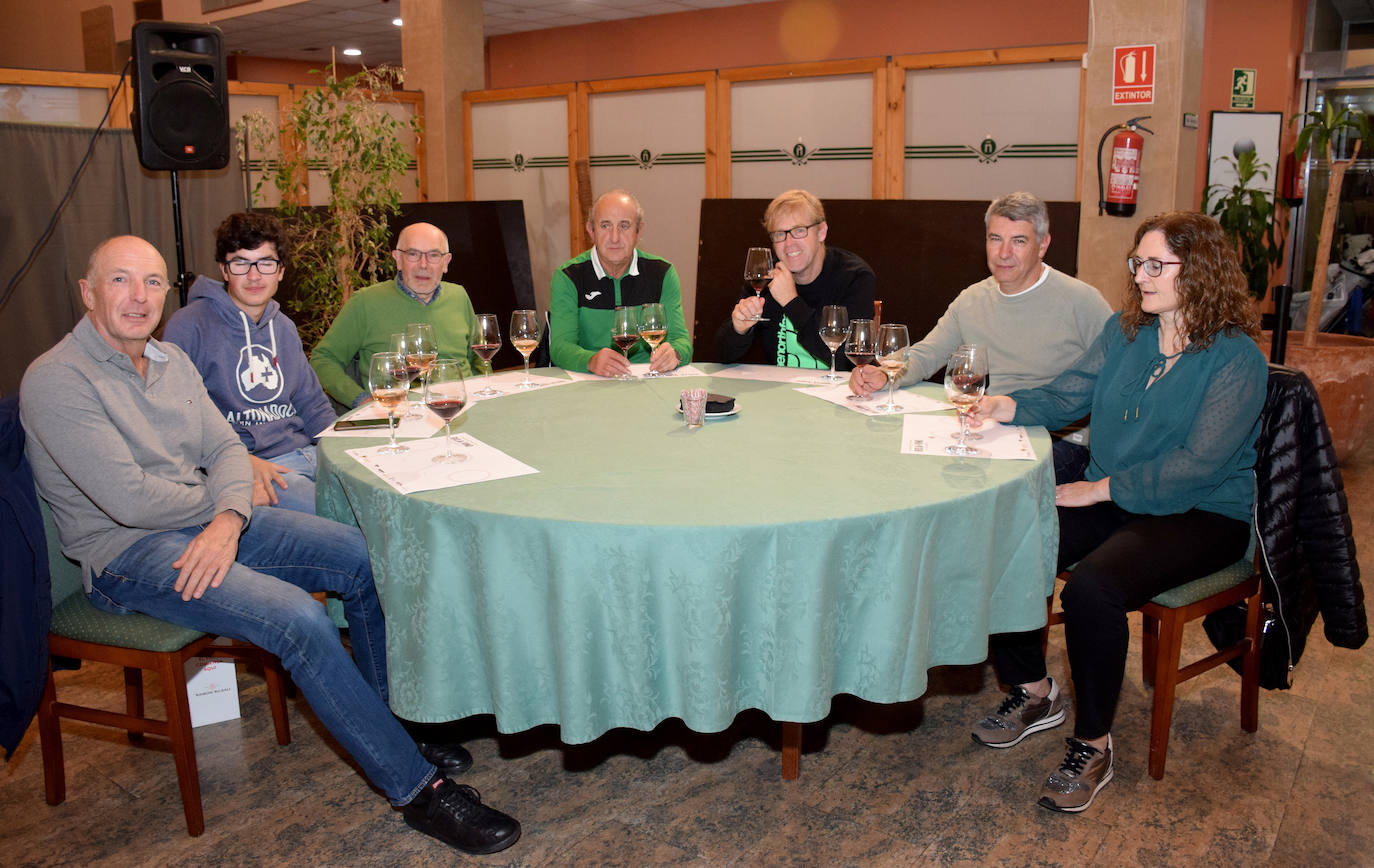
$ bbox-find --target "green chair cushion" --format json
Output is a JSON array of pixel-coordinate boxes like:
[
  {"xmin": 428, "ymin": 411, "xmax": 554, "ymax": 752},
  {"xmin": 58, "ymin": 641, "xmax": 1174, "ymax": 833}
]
[
  {"xmin": 1147, "ymin": 558, "xmax": 1255, "ymax": 609},
  {"xmin": 50, "ymin": 592, "xmax": 206, "ymax": 652}
]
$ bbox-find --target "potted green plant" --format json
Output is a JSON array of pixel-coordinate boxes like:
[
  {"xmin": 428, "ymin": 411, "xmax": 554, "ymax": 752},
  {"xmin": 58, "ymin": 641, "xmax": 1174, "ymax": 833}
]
[
  {"xmin": 1291, "ymin": 101, "xmax": 1370, "ymax": 345},
  {"xmin": 1282, "ymin": 102, "xmax": 1374, "ymax": 461},
  {"xmin": 238, "ymin": 63, "xmax": 420, "ymax": 349},
  {"xmin": 1202, "ymin": 149, "xmax": 1286, "ymax": 301}
]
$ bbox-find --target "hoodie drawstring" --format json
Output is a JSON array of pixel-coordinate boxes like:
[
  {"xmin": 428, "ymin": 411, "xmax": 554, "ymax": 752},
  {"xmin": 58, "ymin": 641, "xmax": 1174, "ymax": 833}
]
[{"xmin": 239, "ymin": 310, "xmax": 279, "ymax": 382}]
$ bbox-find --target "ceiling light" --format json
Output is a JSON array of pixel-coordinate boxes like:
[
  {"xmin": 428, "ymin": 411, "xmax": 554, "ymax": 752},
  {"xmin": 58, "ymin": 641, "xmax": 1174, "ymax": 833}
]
[
  {"xmin": 343, "ymin": 48, "xmax": 362, "ymax": 56},
  {"xmin": 392, "ymin": 18, "xmax": 403, "ymax": 27}
]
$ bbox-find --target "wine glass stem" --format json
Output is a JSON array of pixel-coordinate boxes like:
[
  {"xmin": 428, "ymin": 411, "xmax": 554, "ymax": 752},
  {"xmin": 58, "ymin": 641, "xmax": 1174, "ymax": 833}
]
[
  {"xmin": 829, "ymin": 350, "xmax": 838, "ymax": 377},
  {"xmin": 444, "ymin": 420, "xmax": 453, "ymax": 459},
  {"xmin": 958, "ymin": 410, "xmax": 969, "ymax": 447},
  {"xmin": 387, "ymin": 412, "xmax": 397, "ymax": 449},
  {"xmin": 523, "ymin": 356, "xmax": 531, "ymax": 382},
  {"xmin": 888, "ymin": 379, "xmax": 897, "ymax": 409},
  {"xmin": 484, "ymin": 364, "xmax": 493, "ymax": 391}
]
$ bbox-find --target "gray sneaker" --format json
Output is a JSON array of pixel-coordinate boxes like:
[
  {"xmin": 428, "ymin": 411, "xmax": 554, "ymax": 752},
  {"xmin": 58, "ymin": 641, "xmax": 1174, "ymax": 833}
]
[
  {"xmin": 970, "ymin": 677, "xmax": 1066, "ymax": 748},
  {"xmin": 1037, "ymin": 736, "xmax": 1114, "ymax": 813}
]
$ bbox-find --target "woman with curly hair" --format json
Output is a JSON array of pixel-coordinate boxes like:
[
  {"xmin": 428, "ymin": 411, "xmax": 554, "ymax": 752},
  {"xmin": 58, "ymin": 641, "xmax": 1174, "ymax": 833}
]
[{"xmin": 964, "ymin": 211, "xmax": 1268, "ymax": 813}]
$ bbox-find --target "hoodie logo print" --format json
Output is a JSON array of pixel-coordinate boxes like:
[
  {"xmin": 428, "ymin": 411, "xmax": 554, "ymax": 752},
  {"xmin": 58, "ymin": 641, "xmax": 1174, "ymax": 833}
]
[{"xmin": 236, "ymin": 344, "xmax": 284, "ymax": 402}]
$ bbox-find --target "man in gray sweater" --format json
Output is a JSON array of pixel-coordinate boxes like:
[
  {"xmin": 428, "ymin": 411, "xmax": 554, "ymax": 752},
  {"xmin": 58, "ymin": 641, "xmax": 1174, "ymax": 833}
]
[
  {"xmin": 849, "ymin": 191, "xmax": 1112, "ymax": 478},
  {"xmin": 20, "ymin": 236, "xmax": 520, "ymax": 856}
]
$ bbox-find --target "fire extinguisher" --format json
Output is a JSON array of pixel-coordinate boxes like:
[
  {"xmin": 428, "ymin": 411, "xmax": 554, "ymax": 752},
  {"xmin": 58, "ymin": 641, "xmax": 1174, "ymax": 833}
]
[{"xmin": 1097, "ymin": 116, "xmax": 1154, "ymax": 217}]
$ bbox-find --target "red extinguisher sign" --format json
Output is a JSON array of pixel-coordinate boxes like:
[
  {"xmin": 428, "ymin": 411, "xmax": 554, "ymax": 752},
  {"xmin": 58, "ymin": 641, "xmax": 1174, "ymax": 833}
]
[{"xmin": 1113, "ymin": 44, "xmax": 1156, "ymax": 106}]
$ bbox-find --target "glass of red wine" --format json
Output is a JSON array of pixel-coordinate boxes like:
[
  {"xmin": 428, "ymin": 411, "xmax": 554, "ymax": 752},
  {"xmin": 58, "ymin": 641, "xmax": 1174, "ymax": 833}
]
[
  {"xmin": 845, "ymin": 318, "xmax": 876, "ymax": 401},
  {"xmin": 472, "ymin": 313, "xmax": 503, "ymax": 396},
  {"xmin": 610, "ymin": 305, "xmax": 638, "ymax": 380},
  {"xmin": 423, "ymin": 358, "xmax": 468, "ymax": 463},
  {"xmin": 743, "ymin": 247, "xmax": 773, "ymax": 322}
]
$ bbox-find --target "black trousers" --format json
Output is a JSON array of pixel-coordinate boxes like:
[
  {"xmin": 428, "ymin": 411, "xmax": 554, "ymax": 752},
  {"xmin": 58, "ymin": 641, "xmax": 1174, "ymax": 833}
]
[{"xmin": 990, "ymin": 502, "xmax": 1250, "ymax": 740}]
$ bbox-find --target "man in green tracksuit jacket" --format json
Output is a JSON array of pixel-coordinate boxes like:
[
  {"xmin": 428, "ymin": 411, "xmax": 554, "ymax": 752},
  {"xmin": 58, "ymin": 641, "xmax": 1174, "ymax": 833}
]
[{"xmin": 549, "ymin": 189, "xmax": 692, "ymax": 377}]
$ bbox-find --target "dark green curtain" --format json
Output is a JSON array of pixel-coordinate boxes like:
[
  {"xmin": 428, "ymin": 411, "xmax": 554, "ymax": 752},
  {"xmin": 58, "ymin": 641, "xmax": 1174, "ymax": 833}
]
[{"xmin": 0, "ymin": 122, "xmax": 245, "ymax": 396}]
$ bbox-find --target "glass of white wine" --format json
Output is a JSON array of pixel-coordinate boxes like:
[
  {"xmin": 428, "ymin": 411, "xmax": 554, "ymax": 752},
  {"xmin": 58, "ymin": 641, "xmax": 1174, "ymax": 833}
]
[
  {"xmin": 637, "ymin": 303, "xmax": 668, "ymax": 378},
  {"xmin": 818, "ymin": 305, "xmax": 849, "ymax": 382},
  {"xmin": 944, "ymin": 344, "xmax": 988, "ymax": 456},
  {"xmin": 875, "ymin": 323, "xmax": 911, "ymax": 414},
  {"xmin": 389, "ymin": 332, "xmax": 421, "ymax": 419},
  {"xmin": 509, "ymin": 309, "xmax": 540, "ymax": 389},
  {"xmin": 367, "ymin": 351, "xmax": 410, "ymax": 454},
  {"xmin": 404, "ymin": 322, "xmax": 438, "ymax": 418},
  {"xmin": 471, "ymin": 313, "xmax": 502, "ymax": 397},
  {"xmin": 610, "ymin": 305, "xmax": 638, "ymax": 380}
]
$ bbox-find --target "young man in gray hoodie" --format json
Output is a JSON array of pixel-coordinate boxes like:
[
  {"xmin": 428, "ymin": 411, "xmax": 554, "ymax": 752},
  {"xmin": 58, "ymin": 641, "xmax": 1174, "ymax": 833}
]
[{"xmin": 163, "ymin": 213, "xmax": 335, "ymax": 513}]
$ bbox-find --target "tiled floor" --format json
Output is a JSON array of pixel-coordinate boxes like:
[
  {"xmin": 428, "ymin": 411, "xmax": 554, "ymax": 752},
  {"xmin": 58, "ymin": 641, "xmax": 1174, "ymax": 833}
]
[{"xmin": 4, "ymin": 439, "xmax": 1370, "ymax": 867}]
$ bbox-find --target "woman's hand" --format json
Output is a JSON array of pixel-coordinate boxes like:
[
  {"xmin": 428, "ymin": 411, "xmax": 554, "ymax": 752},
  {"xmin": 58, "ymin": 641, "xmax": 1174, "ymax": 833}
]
[{"xmin": 1055, "ymin": 477, "xmax": 1111, "ymax": 507}]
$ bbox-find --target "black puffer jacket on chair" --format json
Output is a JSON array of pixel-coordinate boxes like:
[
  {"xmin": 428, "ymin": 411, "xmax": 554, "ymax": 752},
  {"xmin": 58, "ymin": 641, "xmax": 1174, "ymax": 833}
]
[{"xmin": 1206, "ymin": 363, "xmax": 1367, "ymax": 688}]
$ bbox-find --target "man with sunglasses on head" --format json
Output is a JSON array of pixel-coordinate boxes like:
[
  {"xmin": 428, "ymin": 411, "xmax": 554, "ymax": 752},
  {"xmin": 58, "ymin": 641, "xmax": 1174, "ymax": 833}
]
[
  {"xmin": 164, "ymin": 212, "xmax": 335, "ymax": 514},
  {"xmin": 310, "ymin": 221, "xmax": 480, "ymax": 408},
  {"xmin": 714, "ymin": 189, "xmax": 875, "ymax": 369}
]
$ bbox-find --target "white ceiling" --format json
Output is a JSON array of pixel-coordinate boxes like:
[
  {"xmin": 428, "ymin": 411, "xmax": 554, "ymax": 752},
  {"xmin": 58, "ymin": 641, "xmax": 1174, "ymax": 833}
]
[{"xmin": 212, "ymin": 0, "xmax": 771, "ymax": 66}]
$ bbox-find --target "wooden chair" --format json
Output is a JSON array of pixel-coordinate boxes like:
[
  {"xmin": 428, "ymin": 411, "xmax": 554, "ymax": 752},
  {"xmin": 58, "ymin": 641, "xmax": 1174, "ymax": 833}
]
[
  {"xmin": 36, "ymin": 500, "xmax": 292, "ymax": 836},
  {"xmin": 1045, "ymin": 555, "xmax": 1262, "ymax": 779}
]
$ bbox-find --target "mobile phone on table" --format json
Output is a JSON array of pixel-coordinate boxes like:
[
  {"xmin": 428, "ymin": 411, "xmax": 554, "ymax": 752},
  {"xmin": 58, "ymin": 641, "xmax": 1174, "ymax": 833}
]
[{"xmin": 333, "ymin": 416, "xmax": 391, "ymax": 430}]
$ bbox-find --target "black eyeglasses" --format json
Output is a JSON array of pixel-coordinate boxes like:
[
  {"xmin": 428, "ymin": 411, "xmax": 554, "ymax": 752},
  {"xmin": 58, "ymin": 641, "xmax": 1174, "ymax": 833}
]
[
  {"xmin": 398, "ymin": 249, "xmax": 450, "ymax": 264},
  {"xmin": 224, "ymin": 258, "xmax": 281, "ymax": 275},
  {"xmin": 768, "ymin": 222, "xmax": 821, "ymax": 243},
  {"xmin": 1127, "ymin": 256, "xmax": 1183, "ymax": 277}
]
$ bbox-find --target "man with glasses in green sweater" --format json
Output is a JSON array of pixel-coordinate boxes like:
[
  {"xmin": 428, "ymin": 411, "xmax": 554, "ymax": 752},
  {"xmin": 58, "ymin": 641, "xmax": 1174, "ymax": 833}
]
[{"xmin": 310, "ymin": 222, "xmax": 481, "ymax": 407}]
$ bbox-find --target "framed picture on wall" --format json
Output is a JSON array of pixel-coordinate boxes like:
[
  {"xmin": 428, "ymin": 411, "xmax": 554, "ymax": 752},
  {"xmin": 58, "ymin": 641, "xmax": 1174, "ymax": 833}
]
[{"xmin": 1205, "ymin": 110, "xmax": 1283, "ymax": 200}]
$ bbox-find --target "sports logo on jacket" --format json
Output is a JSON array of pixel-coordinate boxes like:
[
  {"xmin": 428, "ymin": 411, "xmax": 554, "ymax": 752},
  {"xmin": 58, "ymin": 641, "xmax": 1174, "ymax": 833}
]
[{"xmin": 236, "ymin": 344, "xmax": 283, "ymax": 402}]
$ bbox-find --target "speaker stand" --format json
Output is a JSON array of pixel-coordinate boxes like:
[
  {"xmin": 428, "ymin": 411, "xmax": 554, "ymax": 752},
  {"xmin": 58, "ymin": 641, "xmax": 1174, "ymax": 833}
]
[{"xmin": 169, "ymin": 170, "xmax": 194, "ymax": 307}]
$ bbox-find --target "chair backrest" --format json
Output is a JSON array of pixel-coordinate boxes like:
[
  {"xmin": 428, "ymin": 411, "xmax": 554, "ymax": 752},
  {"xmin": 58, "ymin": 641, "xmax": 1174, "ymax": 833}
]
[{"xmin": 39, "ymin": 499, "xmax": 85, "ymax": 608}]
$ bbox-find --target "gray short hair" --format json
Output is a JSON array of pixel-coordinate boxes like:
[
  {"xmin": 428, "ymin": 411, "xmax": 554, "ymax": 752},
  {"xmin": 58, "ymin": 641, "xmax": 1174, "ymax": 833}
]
[{"xmin": 985, "ymin": 192, "xmax": 1049, "ymax": 241}]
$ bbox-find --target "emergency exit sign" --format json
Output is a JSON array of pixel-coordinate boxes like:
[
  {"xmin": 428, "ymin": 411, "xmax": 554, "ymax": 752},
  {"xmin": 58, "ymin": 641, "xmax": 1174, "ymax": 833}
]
[
  {"xmin": 1231, "ymin": 68, "xmax": 1256, "ymax": 109},
  {"xmin": 1113, "ymin": 44, "xmax": 1156, "ymax": 105}
]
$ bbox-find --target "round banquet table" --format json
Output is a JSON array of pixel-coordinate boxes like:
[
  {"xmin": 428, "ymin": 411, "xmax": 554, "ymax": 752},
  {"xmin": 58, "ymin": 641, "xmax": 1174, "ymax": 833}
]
[{"xmin": 317, "ymin": 365, "xmax": 1058, "ymax": 764}]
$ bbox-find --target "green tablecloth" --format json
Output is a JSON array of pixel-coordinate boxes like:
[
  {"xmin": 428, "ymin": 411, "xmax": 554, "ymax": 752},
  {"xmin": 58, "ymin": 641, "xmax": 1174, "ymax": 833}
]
[{"xmin": 317, "ymin": 365, "xmax": 1058, "ymax": 741}]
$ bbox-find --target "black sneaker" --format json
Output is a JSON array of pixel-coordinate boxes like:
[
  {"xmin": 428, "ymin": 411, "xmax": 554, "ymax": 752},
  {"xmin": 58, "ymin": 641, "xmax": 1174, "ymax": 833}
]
[
  {"xmin": 402, "ymin": 777, "xmax": 521, "ymax": 854},
  {"xmin": 417, "ymin": 741, "xmax": 473, "ymax": 777}
]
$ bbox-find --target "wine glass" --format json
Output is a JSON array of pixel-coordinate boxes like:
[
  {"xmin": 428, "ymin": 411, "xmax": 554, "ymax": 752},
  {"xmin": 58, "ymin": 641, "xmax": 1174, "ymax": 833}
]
[
  {"xmin": 471, "ymin": 313, "xmax": 503, "ymax": 397},
  {"xmin": 637, "ymin": 303, "xmax": 668, "ymax": 378},
  {"xmin": 845, "ymin": 319, "xmax": 876, "ymax": 402},
  {"xmin": 389, "ymin": 332, "xmax": 422, "ymax": 419},
  {"xmin": 818, "ymin": 305, "xmax": 849, "ymax": 382},
  {"xmin": 875, "ymin": 323, "xmax": 911, "ymax": 414},
  {"xmin": 509, "ymin": 309, "xmax": 541, "ymax": 389},
  {"xmin": 945, "ymin": 345, "xmax": 988, "ymax": 456},
  {"xmin": 424, "ymin": 358, "xmax": 468, "ymax": 463},
  {"xmin": 743, "ymin": 248, "xmax": 773, "ymax": 322},
  {"xmin": 367, "ymin": 351, "xmax": 410, "ymax": 454},
  {"xmin": 610, "ymin": 305, "xmax": 639, "ymax": 380}
]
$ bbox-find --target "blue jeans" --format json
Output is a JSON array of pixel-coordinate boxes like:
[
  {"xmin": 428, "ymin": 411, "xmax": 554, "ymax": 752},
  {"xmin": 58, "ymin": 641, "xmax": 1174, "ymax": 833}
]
[
  {"xmin": 88, "ymin": 506, "xmax": 435, "ymax": 804},
  {"xmin": 260, "ymin": 444, "xmax": 318, "ymax": 515}
]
